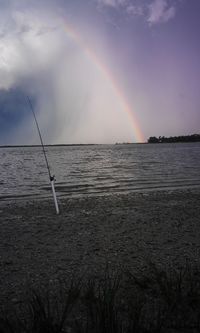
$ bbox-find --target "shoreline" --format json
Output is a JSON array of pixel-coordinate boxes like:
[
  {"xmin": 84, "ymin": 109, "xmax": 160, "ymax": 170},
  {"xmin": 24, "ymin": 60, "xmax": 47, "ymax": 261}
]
[
  {"xmin": 1, "ymin": 184, "xmax": 200, "ymax": 203},
  {"xmin": 0, "ymin": 188, "xmax": 200, "ymax": 302}
]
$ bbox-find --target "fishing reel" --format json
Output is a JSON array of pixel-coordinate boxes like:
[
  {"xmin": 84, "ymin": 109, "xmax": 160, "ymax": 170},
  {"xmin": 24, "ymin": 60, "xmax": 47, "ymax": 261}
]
[{"xmin": 50, "ymin": 175, "xmax": 56, "ymax": 182}]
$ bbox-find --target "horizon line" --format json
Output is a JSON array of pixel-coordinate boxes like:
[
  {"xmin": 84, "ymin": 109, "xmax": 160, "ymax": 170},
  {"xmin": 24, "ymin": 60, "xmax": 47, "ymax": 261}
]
[{"xmin": 0, "ymin": 142, "xmax": 146, "ymax": 148}]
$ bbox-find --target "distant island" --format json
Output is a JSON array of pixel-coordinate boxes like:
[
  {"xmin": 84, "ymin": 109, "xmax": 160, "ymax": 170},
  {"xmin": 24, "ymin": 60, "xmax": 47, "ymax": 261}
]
[{"xmin": 148, "ymin": 134, "xmax": 200, "ymax": 144}]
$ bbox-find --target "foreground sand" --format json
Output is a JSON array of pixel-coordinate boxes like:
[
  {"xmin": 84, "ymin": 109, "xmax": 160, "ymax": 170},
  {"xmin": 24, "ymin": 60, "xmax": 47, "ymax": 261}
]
[{"xmin": 0, "ymin": 188, "xmax": 200, "ymax": 303}]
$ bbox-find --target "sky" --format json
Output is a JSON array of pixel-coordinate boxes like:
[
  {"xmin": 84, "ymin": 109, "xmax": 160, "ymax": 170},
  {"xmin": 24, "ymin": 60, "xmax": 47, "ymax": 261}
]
[{"xmin": 0, "ymin": 0, "xmax": 199, "ymax": 144}]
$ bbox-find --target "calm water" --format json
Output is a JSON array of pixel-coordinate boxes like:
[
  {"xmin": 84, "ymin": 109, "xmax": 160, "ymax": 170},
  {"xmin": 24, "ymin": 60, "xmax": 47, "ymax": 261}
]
[{"xmin": 0, "ymin": 143, "xmax": 200, "ymax": 200}]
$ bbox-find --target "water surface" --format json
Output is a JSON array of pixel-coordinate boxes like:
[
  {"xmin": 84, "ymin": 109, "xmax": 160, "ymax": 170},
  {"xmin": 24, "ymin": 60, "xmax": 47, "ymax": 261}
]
[{"xmin": 0, "ymin": 143, "xmax": 200, "ymax": 200}]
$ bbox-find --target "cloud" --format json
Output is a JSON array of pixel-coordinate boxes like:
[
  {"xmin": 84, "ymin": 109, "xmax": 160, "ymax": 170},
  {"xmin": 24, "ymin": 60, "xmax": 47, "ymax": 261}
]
[
  {"xmin": 0, "ymin": 1, "xmax": 137, "ymax": 144},
  {"xmin": 126, "ymin": 5, "xmax": 144, "ymax": 17},
  {"xmin": 97, "ymin": 0, "xmax": 127, "ymax": 9},
  {"xmin": 0, "ymin": 10, "xmax": 62, "ymax": 90},
  {"xmin": 97, "ymin": 0, "xmax": 176, "ymax": 25},
  {"xmin": 147, "ymin": 0, "xmax": 176, "ymax": 25}
]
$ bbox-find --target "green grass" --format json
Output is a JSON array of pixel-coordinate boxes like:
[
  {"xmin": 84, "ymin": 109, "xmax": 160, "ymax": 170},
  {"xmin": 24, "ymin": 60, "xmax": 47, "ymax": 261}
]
[{"xmin": 1, "ymin": 262, "xmax": 200, "ymax": 332}]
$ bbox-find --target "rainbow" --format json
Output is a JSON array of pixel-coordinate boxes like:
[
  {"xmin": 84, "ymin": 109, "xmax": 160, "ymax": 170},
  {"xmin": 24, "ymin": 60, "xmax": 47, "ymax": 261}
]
[{"xmin": 62, "ymin": 21, "xmax": 145, "ymax": 143}]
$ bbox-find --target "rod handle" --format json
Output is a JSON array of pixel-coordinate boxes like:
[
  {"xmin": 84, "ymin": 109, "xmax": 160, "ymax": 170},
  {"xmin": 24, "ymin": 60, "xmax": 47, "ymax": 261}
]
[{"xmin": 51, "ymin": 180, "xmax": 59, "ymax": 214}]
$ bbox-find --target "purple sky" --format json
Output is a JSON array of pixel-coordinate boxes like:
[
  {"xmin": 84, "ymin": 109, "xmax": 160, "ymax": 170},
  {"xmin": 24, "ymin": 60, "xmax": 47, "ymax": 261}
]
[{"xmin": 0, "ymin": 0, "xmax": 199, "ymax": 144}]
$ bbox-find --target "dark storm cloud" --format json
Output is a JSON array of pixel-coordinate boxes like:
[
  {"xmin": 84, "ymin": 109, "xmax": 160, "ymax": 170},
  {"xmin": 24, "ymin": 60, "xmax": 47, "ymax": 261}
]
[{"xmin": 0, "ymin": 88, "xmax": 31, "ymax": 137}]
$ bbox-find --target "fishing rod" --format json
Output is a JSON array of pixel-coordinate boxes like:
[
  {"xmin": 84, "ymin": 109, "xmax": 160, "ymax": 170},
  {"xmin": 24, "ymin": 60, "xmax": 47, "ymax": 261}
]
[{"xmin": 27, "ymin": 96, "xmax": 59, "ymax": 214}]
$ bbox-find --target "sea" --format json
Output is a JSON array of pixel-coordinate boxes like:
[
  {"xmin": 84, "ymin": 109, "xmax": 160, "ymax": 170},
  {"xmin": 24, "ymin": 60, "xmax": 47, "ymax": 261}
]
[{"xmin": 0, "ymin": 142, "xmax": 200, "ymax": 201}]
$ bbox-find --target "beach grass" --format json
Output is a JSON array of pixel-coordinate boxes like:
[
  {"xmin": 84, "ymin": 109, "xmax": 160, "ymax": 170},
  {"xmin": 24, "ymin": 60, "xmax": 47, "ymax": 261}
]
[{"xmin": 1, "ymin": 262, "xmax": 200, "ymax": 333}]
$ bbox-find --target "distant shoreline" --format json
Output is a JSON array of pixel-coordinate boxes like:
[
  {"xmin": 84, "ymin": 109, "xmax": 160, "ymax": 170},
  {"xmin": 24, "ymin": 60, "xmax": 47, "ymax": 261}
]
[
  {"xmin": 0, "ymin": 143, "xmax": 146, "ymax": 148},
  {"xmin": 0, "ymin": 144, "xmax": 97, "ymax": 148}
]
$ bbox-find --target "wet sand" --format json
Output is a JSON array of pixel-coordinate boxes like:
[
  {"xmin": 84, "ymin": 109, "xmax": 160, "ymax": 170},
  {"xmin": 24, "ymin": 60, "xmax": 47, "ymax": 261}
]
[{"xmin": 0, "ymin": 188, "xmax": 200, "ymax": 303}]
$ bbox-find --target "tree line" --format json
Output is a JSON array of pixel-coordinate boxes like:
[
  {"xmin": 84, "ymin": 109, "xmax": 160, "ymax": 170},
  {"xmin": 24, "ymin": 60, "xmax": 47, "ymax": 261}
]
[{"xmin": 148, "ymin": 133, "xmax": 200, "ymax": 143}]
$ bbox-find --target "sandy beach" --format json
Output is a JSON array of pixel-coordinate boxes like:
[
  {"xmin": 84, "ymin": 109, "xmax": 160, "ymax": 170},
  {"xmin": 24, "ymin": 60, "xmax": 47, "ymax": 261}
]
[{"xmin": 0, "ymin": 188, "xmax": 200, "ymax": 303}]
